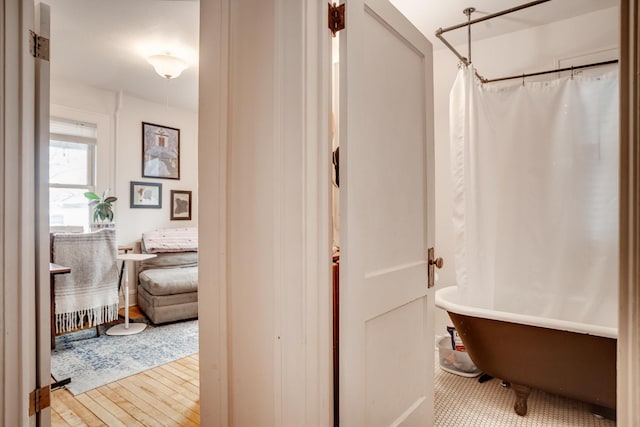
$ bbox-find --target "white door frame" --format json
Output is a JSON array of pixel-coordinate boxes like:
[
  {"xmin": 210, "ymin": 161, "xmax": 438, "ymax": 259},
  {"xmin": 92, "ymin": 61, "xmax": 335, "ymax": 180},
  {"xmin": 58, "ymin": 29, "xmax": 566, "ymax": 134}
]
[
  {"xmin": 198, "ymin": 0, "xmax": 332, "ymax": 425},
  {"xmin": 197, "ymin": 0, "xmax": 231, "ymax": 424},
  {"xmin": 617, "ymin": 1, "xmax": 640, "ymax": 425},
  {"xmin": 1, "ymin": 0, "xmax": 38, "ymax": 425},
  {"xmin": 34, "ymin": 2, "xmax": 52, "ymax": 425}
]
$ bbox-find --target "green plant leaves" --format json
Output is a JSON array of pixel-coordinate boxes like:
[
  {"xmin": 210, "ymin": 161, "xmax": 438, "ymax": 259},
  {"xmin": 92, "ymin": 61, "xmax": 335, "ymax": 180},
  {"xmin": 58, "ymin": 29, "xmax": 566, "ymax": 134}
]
[{"xmin": 85, "ymin": 189, "xmax": 117, "ymax": 223}]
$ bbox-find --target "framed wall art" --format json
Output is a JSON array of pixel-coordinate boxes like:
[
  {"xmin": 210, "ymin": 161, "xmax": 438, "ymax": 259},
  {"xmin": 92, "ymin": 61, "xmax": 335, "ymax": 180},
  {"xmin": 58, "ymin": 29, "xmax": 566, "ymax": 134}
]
[
  {"xmin": 130, "ymin": 181, "xmax": 162, "ymax": 208},
  {"xmin": 142, "ymin": 122, "xmax": 180, "ymax": 180},
  {"xmin": 170, "ymin": 190, "xmax": 192, "ymax": 220}
]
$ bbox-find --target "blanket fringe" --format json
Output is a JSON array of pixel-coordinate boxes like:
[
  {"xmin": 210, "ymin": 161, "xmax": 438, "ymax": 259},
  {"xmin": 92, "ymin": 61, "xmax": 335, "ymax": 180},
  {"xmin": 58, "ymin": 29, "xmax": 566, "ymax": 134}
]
[{"xmin": 55, "ymin": 304, "xmax": 119, "ymax": 334}]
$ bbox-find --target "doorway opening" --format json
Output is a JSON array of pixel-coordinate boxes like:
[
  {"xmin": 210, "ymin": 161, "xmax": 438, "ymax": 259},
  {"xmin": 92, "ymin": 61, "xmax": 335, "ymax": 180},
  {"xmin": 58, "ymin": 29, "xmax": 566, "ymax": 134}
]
[{"xmin": 45, "ymin": 1, "xmax": 201, "ymax": 424}]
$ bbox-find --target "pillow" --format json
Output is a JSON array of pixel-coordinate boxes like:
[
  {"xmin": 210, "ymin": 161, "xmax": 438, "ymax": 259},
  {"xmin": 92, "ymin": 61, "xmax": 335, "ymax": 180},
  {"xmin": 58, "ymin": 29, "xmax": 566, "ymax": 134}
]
[{"xmin": 142, "ymin": 227, "xmax": 198, "ymax": 253}]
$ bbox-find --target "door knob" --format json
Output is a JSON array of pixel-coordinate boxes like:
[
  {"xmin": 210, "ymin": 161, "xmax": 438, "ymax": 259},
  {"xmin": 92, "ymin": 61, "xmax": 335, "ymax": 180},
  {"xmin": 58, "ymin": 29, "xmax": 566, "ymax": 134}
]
[
  {"xmin": 427, "ymin": 247, "xmax": 443, "ymax": 288},
  {"xmin": 430, "ymin": 256, "xmax": 443, "ymax": 269}
]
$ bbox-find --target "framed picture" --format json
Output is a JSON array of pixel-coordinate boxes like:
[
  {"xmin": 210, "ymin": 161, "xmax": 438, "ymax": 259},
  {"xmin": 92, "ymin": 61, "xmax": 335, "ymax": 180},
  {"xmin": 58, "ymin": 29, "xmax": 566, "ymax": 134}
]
[
  {"xmin": 130, "ymin": 181, "xmax": 162, "ymax": 208},
  {"xmin": 170, "ymin": 190, "xmax": 192, "ymax": 220},
  {"xmin": 142, "ymin": 122, "xmax": 180, "ymax": 180}
]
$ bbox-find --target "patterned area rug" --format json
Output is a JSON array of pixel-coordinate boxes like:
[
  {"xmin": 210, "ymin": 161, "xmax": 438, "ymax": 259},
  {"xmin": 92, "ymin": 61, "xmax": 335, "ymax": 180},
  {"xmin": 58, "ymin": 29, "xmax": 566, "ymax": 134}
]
[{"xmin": 51, "ymin": 319, "xmax": 198, "ymax": 395}]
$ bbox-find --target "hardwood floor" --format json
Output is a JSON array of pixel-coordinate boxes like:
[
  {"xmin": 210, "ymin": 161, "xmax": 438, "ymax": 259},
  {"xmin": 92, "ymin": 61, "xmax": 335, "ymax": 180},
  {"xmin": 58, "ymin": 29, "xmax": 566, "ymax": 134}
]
[{"xmin": 51, "ymin": 354, "xmax": 200, "ymax": 426}]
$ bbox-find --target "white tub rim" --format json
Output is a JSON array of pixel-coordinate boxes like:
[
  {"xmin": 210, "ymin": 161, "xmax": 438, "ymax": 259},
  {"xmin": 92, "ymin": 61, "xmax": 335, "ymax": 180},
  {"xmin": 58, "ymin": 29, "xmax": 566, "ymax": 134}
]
[{"xmin": 435, "ymin": 285, "xmax": 618, "ymax": 339}]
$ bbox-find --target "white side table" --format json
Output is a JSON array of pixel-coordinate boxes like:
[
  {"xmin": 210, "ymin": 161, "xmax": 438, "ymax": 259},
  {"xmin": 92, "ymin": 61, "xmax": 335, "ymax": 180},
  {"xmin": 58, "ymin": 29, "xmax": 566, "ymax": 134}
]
[{"xmin": 107, "ymin": 253, "xmax": 157, "ymax": 336}]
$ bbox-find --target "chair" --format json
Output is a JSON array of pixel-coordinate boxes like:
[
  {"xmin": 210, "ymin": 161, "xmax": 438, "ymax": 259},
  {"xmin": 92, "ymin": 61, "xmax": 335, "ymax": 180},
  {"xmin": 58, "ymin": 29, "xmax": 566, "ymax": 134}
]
[
  {"xmin": 136, "ymin": 227, "xmax": 198, "ymax": 324},
  {"xmin": 50, "ymin": 229, "xmax": 119, "ymax": 347}
]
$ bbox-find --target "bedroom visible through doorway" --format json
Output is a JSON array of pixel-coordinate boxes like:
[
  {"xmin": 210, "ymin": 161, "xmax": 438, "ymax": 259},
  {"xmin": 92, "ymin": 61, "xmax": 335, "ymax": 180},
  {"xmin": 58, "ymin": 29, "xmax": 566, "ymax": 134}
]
[{"xmin": 45, "ymin": 0, "xmax": 201, "ymax": 423}]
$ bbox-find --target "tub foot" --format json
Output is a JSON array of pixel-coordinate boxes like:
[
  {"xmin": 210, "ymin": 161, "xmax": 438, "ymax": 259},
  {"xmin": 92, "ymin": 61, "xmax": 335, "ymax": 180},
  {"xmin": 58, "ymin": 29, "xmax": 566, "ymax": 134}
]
[
  {"xmin": 590, "ymin": 405, "xmax": 616, "ymax": 421},
  {"xmin": 478, "ymin": 374, "xmax": 493, "ymax": 383},
  {"xmin": 512, "ymin": 384, "xmax": 531, "ymax": 416}
]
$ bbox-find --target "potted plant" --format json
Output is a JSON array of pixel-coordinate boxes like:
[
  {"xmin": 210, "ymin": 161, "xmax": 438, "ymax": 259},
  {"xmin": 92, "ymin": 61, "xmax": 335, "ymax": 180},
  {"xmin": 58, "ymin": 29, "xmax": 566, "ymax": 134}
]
[{"xmin": 84, "ymin": 189, "xmax": 117, "ymax": 230}]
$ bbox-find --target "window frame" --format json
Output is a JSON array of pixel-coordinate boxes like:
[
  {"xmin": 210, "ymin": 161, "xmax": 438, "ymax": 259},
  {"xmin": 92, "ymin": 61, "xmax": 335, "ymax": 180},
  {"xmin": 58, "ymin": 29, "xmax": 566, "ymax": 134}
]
[{"xmin": 49, "ymin": 121, "xmax": 98, "ymax": 228}]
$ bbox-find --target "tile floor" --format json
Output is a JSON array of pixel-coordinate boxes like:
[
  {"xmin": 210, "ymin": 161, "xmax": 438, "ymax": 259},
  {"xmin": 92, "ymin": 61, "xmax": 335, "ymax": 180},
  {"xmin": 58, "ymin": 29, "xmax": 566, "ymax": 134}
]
[{"xmin": 434, "ymin": 350, "xmax": 616, "ymax": 426}]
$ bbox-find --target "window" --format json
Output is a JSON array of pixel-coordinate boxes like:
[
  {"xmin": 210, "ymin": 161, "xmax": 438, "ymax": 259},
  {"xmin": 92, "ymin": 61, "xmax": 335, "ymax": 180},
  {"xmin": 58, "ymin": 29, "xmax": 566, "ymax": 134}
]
[{"xmin": 49, "ymin": 117, "xmax": 97, "ymax": 231}]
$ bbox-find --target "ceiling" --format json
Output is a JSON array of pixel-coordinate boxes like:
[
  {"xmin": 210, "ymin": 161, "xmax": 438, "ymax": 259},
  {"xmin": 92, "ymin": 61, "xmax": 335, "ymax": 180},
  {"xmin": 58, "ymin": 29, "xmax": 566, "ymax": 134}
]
[
  {"xmin": 48, "ymin": 0, "xmax": 199, "ymax": 112},
  {"xmin": 48, "ymin": 0, "xmax": 618, "ymax": 112}
]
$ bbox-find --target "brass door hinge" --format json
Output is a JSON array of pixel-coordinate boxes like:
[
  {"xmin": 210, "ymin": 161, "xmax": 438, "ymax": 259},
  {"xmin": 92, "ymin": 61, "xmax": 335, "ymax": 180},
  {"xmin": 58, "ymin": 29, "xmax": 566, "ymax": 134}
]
[
  {"xmin": 29, "ymin": 30, "xmax": 50, "ymax": 61},
  {"xmin": 427, "ymin": 247, "xmax": 443, "ymax": 289},
  {"xmin": 328, "ymin": 3, "xmax": 345, "ymax": 37},
  {"xmin": 29, "ymin": 385, "xmax": 51, "ymax": 416}
]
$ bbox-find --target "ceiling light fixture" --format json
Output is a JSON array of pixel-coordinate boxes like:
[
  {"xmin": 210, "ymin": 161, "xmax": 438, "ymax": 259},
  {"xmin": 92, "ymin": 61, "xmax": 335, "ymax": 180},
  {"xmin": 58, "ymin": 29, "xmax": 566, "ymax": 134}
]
[{"xmin": 147, "ymin": 54, "xmax": 188, "ymax": 79}]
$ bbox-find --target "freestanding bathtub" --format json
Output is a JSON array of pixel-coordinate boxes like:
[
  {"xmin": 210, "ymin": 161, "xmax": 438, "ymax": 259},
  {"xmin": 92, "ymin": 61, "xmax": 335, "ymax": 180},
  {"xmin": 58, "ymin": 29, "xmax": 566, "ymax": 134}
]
[{"xmin": 435, "ymin": 286, "xmax": 617, "ymax": 418}]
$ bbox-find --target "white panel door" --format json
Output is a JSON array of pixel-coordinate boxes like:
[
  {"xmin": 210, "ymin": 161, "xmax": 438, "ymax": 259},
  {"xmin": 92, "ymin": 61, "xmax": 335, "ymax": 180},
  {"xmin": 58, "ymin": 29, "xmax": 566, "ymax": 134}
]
[{"xmin": 339, "ymin": 0, "xmax": 435, "ymax": 425}]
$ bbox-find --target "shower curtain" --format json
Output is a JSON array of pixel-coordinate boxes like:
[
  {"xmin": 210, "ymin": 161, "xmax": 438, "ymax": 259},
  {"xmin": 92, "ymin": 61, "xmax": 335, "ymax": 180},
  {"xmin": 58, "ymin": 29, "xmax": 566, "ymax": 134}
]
[{"xmin": 451, "ymin": 66, "xmax": 619, "ymax": 328}]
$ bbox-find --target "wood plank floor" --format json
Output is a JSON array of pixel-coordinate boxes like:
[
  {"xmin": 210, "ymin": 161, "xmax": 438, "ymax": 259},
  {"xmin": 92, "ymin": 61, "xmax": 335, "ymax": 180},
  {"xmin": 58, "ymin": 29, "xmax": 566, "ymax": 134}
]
[{"xmin": 51, "ymin": 354, "xmax": 200, "ymax": 426}]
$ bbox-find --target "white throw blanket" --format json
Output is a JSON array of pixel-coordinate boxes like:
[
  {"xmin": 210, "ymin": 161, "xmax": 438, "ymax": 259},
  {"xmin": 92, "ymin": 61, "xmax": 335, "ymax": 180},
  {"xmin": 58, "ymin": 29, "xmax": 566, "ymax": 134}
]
[{"xmin": 52, "ymin": 230, "xmax": 119, "ymax": 333}]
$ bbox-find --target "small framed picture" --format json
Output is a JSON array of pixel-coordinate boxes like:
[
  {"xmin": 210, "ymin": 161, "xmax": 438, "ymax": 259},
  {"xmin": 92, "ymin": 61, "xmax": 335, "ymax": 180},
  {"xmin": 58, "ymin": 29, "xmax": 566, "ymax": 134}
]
[
  {"xmin": 142, "ymin": 122, "xmax": 180, "ymax": 180},
  {"xmin": 170, "ymin": 190, "xmax": 192, "ymax": 220},
  {"xmin": 130, "ymin": 181, "xmax": 162, "ymax": 208}
]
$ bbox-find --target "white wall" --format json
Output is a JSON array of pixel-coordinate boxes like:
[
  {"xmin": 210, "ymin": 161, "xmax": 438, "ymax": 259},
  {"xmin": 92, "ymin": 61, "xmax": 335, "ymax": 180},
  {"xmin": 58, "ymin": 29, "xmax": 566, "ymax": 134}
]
[
  {"xmin": 432, "ymin": 6, "xmax": 619, "ymax": 336},
  {"xmin": 50, "ymin": 79, "xmax": 199, "ymax": 304},
  {"xmin": 115, "ymin": 95, "xmax": 199, "ymax": 247}
]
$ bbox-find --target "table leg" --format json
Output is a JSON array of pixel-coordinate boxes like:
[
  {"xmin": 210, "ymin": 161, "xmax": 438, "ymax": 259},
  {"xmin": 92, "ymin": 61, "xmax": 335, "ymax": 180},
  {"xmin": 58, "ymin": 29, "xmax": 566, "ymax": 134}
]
[
  {"xmin": 124, "ymin": 263, "xmax": 130, "ymax": 327},
  {"xmin": 51, "ymin": 275, "xmax": 55, "ymax": 349},
  {"xmin": 106, "ymin": 260, "xmax": 147, "ymax": 336}
]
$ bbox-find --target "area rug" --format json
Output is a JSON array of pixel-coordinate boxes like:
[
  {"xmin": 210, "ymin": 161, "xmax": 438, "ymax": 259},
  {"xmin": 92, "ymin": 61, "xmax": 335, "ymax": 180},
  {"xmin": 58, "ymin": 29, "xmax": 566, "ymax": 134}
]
[{"xmin": 51, "ymin": 319, "xmax": 198, "ymax": 395}]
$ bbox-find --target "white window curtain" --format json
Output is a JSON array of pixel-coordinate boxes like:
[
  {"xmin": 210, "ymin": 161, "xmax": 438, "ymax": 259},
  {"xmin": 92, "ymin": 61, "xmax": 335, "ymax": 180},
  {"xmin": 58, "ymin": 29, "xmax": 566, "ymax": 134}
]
[{"xmin": 450, "ymin": 66, "xmax": 619, "ymax": 328}]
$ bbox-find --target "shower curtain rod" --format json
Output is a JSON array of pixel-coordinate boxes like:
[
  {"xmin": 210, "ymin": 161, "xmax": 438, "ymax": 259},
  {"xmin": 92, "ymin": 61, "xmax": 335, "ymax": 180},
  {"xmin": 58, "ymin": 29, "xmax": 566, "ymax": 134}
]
[
  {"xmin": 482, "ymin": 59, "xmax": 619, "ymax": 83},
  {"xmin": 435, "ymin": 0, "xmax": 619, "ymax": 84},
  {"xmin": 435, "ymin": 0, "xmax": 551, "ymax": 67}
]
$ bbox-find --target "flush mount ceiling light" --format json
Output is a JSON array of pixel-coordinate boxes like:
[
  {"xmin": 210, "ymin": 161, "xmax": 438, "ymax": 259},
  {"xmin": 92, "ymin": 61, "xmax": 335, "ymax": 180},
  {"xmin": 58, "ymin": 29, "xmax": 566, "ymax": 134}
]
[{"xmin": 147, "ymin": 54, "xmax": 188, "ymax": 79}]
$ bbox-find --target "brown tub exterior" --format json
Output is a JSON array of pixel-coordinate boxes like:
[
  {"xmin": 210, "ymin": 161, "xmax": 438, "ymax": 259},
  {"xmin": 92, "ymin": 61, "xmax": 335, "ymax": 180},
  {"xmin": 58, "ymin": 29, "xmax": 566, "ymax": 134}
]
[{"xmin": 447, "ymin": 311, "xmax": 616, "ymax": 416}]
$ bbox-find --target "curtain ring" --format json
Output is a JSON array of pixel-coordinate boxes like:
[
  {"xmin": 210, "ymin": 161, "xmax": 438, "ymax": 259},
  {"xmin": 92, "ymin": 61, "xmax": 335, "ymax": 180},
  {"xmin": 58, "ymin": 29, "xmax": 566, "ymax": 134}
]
[
  {"xmin": 571, "ymin": 66, "xmax": 574, "ymax": 79},
  {"xmin": 522, "ymin": 74, "xmax": 525, "ymax": 86}
]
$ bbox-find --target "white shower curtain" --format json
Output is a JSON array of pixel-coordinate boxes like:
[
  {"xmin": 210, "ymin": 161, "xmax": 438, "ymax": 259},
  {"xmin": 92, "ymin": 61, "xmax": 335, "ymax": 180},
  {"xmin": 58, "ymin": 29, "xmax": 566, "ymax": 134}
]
[{"xmin": 451, "ymin": 66, "xmax": 619, "ymax": 328}]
